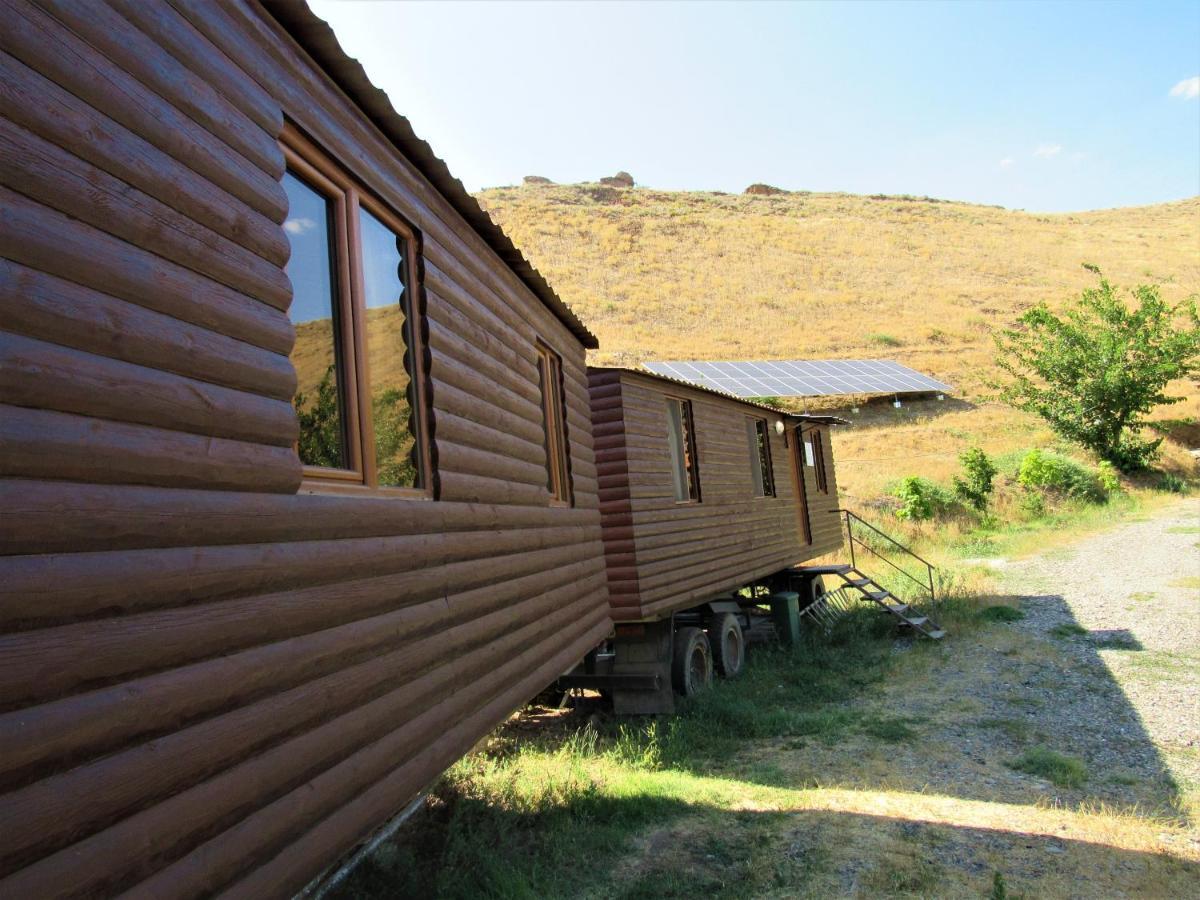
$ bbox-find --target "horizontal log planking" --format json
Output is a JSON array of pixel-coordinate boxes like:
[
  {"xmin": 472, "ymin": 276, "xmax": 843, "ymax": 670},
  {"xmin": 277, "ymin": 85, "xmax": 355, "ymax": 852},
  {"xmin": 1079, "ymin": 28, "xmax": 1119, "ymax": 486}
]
[
  {"xmin": 1, "ymin": 1, "xmax": 608, "ymax": 896},
  {"xmin": 588, "ymin": 370, "xmax": 843, "ymax": 621}
]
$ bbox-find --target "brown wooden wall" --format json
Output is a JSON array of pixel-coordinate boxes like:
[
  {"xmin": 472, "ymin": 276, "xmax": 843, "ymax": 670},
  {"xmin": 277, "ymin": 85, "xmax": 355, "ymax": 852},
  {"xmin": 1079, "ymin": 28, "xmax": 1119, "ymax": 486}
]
[
  {"xmin": 0, "ymin": 1, "xmax": 609, "ymax": 895},
  {"xmin": 589, "ymin": 370, "xmax": 842, "ymax": 622}
]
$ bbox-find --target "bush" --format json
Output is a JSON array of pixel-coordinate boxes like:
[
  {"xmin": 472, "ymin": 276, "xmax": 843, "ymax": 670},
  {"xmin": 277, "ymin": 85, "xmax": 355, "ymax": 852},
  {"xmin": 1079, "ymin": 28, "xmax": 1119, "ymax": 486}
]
[
  {"xmin": 953, "ymin": 447, "xmax": 998, "ymax": 512},
  {"xmin": 1017, "ymin": 450, "xmax": 1108, "ymax": 503},
  {"xmin": 891, "ymin": 476, "xmax": 955, "ymax": 521}
]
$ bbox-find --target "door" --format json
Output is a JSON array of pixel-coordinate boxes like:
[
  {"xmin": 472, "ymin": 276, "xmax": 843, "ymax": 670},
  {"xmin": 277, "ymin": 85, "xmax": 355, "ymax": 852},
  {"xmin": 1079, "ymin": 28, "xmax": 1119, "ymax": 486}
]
[{"xmin": 788, "ymin": 425, "xmax": 813, "ymax": 545}]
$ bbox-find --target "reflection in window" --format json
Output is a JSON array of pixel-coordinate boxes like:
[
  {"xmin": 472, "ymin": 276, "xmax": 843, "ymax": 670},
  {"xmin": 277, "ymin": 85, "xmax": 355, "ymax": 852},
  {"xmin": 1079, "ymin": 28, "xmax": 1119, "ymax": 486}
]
[
  {"xmin": 282, "ymin": 170, "xmax": 347, "ymax": 470},
  {"xmin": 746, "ymin": 417, "xmax": 775, "ymax": 497},
  {"xmin": 359, "ymin": 206, "xmax": 419, "ymax": 488},
  {"xmin": 665, "ymin": 398, "xmax": 701, "ymax": 502}
]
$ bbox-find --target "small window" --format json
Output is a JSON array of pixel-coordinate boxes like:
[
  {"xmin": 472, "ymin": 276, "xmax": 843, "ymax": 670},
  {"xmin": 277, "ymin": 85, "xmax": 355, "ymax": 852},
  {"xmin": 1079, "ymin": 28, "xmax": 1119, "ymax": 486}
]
[
  {"xmin": 536, "ymin": 342, "xmax": 571, "ymax": 505},
  {"xmin": 811, "ymin": 428, "xmax": 829, "ymax": 494},
  {"xmin": 746, "ymin": 417, "xmax": 775, "ymax": 497},
  {"xmin": 665, "ymin": 398, "xmax": 701, "ymax": 502},
  {"xmin": 282, "ymin": 125, "xmax": 430, "ymax": 493}
]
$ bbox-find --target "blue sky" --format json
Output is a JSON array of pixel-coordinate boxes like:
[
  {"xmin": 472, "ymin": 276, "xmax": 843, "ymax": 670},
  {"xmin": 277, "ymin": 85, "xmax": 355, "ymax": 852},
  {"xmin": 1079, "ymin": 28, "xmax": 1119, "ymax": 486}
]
[{"xmin": 311, "ymin": 0, "xmax": 1200, "ymax": 212}]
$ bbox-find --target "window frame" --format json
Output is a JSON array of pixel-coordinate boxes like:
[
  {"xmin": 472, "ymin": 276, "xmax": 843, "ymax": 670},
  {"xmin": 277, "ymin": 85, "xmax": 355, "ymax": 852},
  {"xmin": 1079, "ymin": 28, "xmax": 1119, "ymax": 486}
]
[
  {"xmin": 664, "ymin": 396, "xmax": 702, "ymax": 504},
  {"xmin": 747, "ymin": 415, "xmax": 776, "ymax": 498},
  {"xmin": 536, "ymin": 340, "xmax": 572, "ymax": 507},
  {"xmin": 811, "ymin": 426, "xmax": 830, "ymax": 494},
  {"xmin": 282, "ymin": 124, "xmax": 433, "ymax": 498}
]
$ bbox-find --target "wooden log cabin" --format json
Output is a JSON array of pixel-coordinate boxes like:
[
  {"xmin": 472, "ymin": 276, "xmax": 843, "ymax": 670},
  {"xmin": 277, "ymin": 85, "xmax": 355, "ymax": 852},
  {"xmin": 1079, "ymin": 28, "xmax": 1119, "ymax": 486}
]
[
  {"xmin": 585, "ymin": 367, "xmax": 844, "ymax": 712},
  {"xmin": 0, "ymin": 0, "xmax": 610, "ymax": 895}
]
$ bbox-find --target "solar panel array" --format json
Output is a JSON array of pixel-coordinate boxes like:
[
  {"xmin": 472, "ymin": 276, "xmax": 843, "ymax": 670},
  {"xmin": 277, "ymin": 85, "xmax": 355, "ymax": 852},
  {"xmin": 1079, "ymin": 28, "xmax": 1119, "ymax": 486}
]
[{"xmin": 643, "ymin": 359, "xmax": 953, "ymax": 399}]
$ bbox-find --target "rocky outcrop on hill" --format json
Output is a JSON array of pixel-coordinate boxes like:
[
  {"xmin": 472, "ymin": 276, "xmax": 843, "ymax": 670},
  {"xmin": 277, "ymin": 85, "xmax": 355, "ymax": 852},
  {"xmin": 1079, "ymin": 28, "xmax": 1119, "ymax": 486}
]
[
  {"xmin": 600, "ymin": 171, "xmax": 634, "ymax": 188},
  {"xmin": 744, "ymin": 183, "xmax": 788, "ymax": 196},
  {"xmin": 523, "ymin": 175, "xmax": 553, "ymax": 185}
]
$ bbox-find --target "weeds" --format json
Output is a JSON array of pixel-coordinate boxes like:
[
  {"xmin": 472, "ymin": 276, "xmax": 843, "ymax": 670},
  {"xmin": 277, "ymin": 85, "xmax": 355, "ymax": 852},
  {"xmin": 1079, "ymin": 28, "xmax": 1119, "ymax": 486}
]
[
  {"xmin": 980, "ymin": 605, "xmax": 1025, "ymax": 623},
  {"xmin": 1007, "ymin": 747, "xmax": 1089, "ymax": 788},
  {"xmin": 1050, "ymin": 623, "xmax": 1088, "ymax": 639}
]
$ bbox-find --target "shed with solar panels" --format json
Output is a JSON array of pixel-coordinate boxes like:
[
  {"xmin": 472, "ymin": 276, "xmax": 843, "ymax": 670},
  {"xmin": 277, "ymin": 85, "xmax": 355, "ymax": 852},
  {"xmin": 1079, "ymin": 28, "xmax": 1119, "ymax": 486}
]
[{"xmin": 644, "ymin": 359, "xmax": 953, "ymax": 402}]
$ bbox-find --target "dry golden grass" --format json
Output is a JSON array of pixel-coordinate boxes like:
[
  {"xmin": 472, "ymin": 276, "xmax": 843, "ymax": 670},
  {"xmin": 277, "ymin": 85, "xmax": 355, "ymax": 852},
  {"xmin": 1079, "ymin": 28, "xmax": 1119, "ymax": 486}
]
[{"xmin": 477, "ymin": 184, "xmax": 1199, "ymax": 495}]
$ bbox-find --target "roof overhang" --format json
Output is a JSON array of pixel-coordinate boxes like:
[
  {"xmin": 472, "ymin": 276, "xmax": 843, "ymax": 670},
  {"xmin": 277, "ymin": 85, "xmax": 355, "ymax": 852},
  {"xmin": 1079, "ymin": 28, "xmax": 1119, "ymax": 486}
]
[{"xmin": 262, "ymin": 0, "xmax": 599, "ymax": 349}]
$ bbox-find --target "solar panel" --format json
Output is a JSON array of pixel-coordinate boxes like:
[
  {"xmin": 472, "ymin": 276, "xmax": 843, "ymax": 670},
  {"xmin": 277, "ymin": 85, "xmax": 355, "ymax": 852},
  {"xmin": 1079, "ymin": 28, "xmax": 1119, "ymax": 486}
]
[{"xmin": 643, "ymin": 359, "xmax": 953, "ymax": 399}]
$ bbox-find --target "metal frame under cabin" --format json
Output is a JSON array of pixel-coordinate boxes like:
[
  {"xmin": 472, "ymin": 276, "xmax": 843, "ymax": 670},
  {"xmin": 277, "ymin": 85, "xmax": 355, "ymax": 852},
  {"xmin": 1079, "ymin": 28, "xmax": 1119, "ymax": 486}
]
[
  {"xmin": 588, "ymin": 367, "xmax": 844, "ymax": 625},
  {"xmin": 0, "ymin": 1, "xmax": 609, "ymax": 896}
]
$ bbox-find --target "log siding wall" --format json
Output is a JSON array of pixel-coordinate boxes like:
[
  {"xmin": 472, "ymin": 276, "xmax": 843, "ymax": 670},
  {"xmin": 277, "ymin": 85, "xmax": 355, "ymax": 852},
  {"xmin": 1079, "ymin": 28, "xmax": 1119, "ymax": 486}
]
[
  {"xmin": 0, "ymin": 1, "xmax": 608, "ymax": 895},
  {"xmin": 589, "ymin": 370, "xmax": 842, "ymax": 621}
]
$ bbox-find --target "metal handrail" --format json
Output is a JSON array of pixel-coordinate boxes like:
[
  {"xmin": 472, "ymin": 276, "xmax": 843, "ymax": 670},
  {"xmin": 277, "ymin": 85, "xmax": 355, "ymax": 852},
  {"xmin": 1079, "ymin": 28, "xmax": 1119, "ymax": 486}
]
[{"xmin": 833, "ymin": 508, "xmax": 937, "ymax": 605}]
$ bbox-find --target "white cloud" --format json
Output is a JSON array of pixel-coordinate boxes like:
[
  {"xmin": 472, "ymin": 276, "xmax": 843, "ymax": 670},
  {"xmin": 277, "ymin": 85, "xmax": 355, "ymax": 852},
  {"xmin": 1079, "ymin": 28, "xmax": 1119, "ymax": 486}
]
[
  {"xmin": 1169, "ymin": 76, "xmax": 1200, "ymax": 99},
  {"xmin": 999, "ymin": 157, "xmax": 1014, "ymax": 169},
  {"xmin": 1033, "ymin": 143, "xmax": 1063, "ymax": 159},
  {"xmin": 284, "ymin": 217, "xmax": 317, "ymax": 235}
]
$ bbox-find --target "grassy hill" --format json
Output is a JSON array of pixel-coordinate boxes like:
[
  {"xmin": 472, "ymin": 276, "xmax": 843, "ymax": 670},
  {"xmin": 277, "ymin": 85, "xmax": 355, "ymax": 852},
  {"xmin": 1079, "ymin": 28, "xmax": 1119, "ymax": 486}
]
[
  {"xmin": 474, "ymin": 184, "xmax": 1198, "ymax": 499},
  {"xmin": 475, "ymin": 185, "xmax": 1199, "ymax": 399}
]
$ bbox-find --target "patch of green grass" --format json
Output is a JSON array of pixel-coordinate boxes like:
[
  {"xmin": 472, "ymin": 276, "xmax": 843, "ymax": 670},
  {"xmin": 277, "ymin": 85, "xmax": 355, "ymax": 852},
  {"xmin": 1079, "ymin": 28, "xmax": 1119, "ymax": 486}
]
[
  {"xmin": 1109, "ymin": 772, "xmax": 1142, "ymax": 786},
  {"xmin": 861, "ymin": 715, "xmax": 922, "ymax": 743},
  {"xmin": 980, "ymin": 605, "xmax": 1025, "ymax": 623},
  {"xmin": 1091, "ymin": 632, "xmax": 1140, "ymax": 650},
  {"xmin": 1007, "ymin": 746, "xmax": 1089, "ymax": 788},
  {"xmin": 978, "ymin": 717, "xmax": 1033, "ymax": 742},
  {"xmin": 868, "ymin": 332, "xmax": 903, "ymax": 347},
  {"xmin": 1128, "ymin": 591, "xmax": 1156, "ymax": 602},
  {"xmin": 1165, "ymin": 525, "xmax": 1200, "ymax": 534},
  {"xmin": 1049, "ymin": 623, "xmax": 1088, "ymax": 639},
  {"xmin": 1169, "ymin": 576, "xmax": 1200, "ymax": 589},
  {"xmin": 864, "ymin": 851, "xmax": 943, "ymax": 895}
]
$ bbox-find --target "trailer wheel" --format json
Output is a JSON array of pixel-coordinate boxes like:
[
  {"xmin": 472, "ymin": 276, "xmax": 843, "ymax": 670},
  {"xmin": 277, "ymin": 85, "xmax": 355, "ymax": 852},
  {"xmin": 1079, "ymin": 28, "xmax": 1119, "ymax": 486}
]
[
  {"xmin": 708, "ymin": 612, "xmax": 745, "ymax": 679},
  {"xmin": 671, "ymin": 626, "xmax": 712, "ymax": 696},
  {"xmin": 799, "ymin": 575, "xmax": 827, "ymax": 612}
]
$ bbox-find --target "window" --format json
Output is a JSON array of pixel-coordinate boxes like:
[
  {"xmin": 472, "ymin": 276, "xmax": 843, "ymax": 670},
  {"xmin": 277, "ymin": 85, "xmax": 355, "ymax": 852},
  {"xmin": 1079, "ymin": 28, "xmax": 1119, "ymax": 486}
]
[
  {"xmin": 746, "ymin": 417, "xmax": 775, "ymax": 497},
  {"xmin": 665, "ymin": 398, "xmax": 701, "ymax": 502},
  {"xmin": 811, "ymin": 427, "xmax": 829, "ymax": 494},
  {"xmin": 536, "ymin": 342, "xmax": 571, "ymax": 504},
  {"xmin": 281, "ymin": 125, "xmax": 429, "ymax": 493}
]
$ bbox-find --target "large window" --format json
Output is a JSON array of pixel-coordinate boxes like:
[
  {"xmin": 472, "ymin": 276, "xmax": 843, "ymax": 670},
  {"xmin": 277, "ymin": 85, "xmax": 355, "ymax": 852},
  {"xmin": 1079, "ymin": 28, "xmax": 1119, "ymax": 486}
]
[
  {"xmin": 665, "ymin": 398, "xmax": 701, "ymax": 502},
  {"xmin": 281, "ymin": 125, "xmax": 429, "ymax": 493},
  {"xmin": 536, "ymin": 342, "xmax": 571, "ymax": 505},
  {"xmin": 746, "ymin": 416, "xmax": 776, "ymax": 497}
]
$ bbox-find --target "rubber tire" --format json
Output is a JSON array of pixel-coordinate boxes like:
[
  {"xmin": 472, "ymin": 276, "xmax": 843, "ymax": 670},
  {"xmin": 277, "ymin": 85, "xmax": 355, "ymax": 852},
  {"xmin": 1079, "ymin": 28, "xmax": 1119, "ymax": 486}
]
[
  {"xmin": 708, "ymin": 612, "xmax": 746, "ymax": 679},
  {"xmin": 799, "ymin": 575, "xmax": 827, "ymax": 611},
  {"xmin": 671, "ymin": 626, "xmax": 713, "ymax": 697}
]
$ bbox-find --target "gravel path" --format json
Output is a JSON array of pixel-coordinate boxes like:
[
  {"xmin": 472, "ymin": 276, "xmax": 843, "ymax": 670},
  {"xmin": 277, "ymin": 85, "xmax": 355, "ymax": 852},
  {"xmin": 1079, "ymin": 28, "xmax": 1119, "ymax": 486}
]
[{"xmin": 997, "ymin": 497, "xmax": 1200, "ymax": 814}]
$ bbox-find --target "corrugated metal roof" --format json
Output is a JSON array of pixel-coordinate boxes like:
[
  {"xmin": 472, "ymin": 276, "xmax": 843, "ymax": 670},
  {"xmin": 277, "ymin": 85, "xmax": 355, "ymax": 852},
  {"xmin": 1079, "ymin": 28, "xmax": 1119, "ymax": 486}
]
[
  {"xmin": 262, "ymin": 0, "xmax": 599, "ymax": 349},
  {"xmin": 594, "ymin": 367, "xmax": 847, "ymax": 424}
]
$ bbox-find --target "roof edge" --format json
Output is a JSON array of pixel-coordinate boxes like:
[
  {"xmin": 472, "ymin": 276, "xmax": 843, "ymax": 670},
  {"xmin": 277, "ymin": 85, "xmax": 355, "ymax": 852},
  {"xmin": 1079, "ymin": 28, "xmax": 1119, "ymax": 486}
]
[{"xmin": 261, "ymin": 0, "xmax": 599, "ymax": 349}]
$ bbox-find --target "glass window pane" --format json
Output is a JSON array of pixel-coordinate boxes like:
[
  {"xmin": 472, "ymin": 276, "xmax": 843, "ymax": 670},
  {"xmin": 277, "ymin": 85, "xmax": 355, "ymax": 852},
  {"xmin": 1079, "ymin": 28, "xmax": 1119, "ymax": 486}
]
[
  {"xmin": 666, "ymin": 400, "xmax": 688, "ymax": 501},
  {"xmin": 359, "ymin": 206, "xmax": 419, "ymax": 488},
  {"xmin": 746, "ymin": 418, "xmax": 764, "ymax": 496},
  {"xmin": 283, "ymin": 170, "xmax": 347, "ymax": 470}
]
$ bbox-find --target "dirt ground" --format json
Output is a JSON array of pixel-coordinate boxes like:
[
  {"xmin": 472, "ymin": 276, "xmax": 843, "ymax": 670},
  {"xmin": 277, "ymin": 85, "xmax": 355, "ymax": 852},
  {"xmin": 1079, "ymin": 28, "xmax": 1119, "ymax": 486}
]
[{"xmin": 610, "ymin": 498, "xmax": 1200, "ymax": 898}]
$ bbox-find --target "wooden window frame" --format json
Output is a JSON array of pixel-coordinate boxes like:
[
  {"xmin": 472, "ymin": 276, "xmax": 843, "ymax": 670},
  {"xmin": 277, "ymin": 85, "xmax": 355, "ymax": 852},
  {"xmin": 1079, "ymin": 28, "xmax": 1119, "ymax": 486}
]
[
  {"xmin": 811, "ymin": 427, "xmax": 829, "ymax": 494},
  {"xmin": 748, "ymin": 415, "xmax": 776, "ymax": 498},
  {"xmin": 664, "ymin": 396, "xmax": 701, "ymax": 504},
  {"xmin": 282, "ymin": 124, "xmax": 433, "ymax": 498},
  {"xmin": 536, "ymin": 340, "xmax": 572, "ymax": 507}
]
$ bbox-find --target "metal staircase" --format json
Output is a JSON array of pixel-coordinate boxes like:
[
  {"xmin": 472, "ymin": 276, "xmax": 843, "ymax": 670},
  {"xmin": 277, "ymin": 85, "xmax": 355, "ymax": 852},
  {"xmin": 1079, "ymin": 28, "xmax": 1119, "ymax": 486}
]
[{"xmin": 797, "ymin": 509, "xmax": 946, "ymax": 640}]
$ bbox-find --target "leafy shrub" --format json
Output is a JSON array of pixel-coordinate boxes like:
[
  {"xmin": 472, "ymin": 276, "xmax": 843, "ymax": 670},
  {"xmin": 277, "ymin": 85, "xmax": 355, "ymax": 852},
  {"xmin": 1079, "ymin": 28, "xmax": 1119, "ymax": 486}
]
[
  {"xmin": 1017, "ymin": 450, "xmax": 1108, "ymax": 503},
  {"xmin": 891, "ymin": 476, "xmax": 955, "ymax": 521},
  {"xmin": 1158, "ymin": 472, "xmax": 1187, "ymax": 494},
  {"xmin": 953, "ymin": 447, "xmax": 998, "ymax": 512}
]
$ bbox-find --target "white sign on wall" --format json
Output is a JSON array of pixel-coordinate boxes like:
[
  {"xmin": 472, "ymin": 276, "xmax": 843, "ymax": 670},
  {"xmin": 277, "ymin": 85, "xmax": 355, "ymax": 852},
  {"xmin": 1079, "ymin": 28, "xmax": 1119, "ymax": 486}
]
[{"xmin": 803, "ymin": 440, "xmax": 815, "ymax": 467}]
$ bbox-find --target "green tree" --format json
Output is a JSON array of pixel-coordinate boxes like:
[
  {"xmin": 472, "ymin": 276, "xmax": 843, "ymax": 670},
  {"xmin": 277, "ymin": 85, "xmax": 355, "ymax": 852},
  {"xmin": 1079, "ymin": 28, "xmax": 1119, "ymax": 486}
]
[
  {"xmin": 952, "ymin": 447, "xmax": 997, "ymax": 512},
  {"xmin": 295, "ymin": 365, "xmax": 345, "ymax": 469},
  {"xmin": 993, "ymin": 269, "xmax": 1200, "ymax": 471}
]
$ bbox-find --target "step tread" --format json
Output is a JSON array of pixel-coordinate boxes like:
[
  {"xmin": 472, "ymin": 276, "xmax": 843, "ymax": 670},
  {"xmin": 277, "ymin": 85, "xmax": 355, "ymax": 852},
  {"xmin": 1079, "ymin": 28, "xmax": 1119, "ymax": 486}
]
[
  {"xmin": 885, "ymin": 603, "xmax": 911, "ymax": 615},
  {"xmin": 794, "ymin": 564, "xmax": 853, "ymax": 575},
  {"xmin": 904, "ymin": 616, "xmax": 929, "ymax": 627},
  {"xmin": 926, "ymin": 630, "xmax": 946, "ymax": 640}
]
